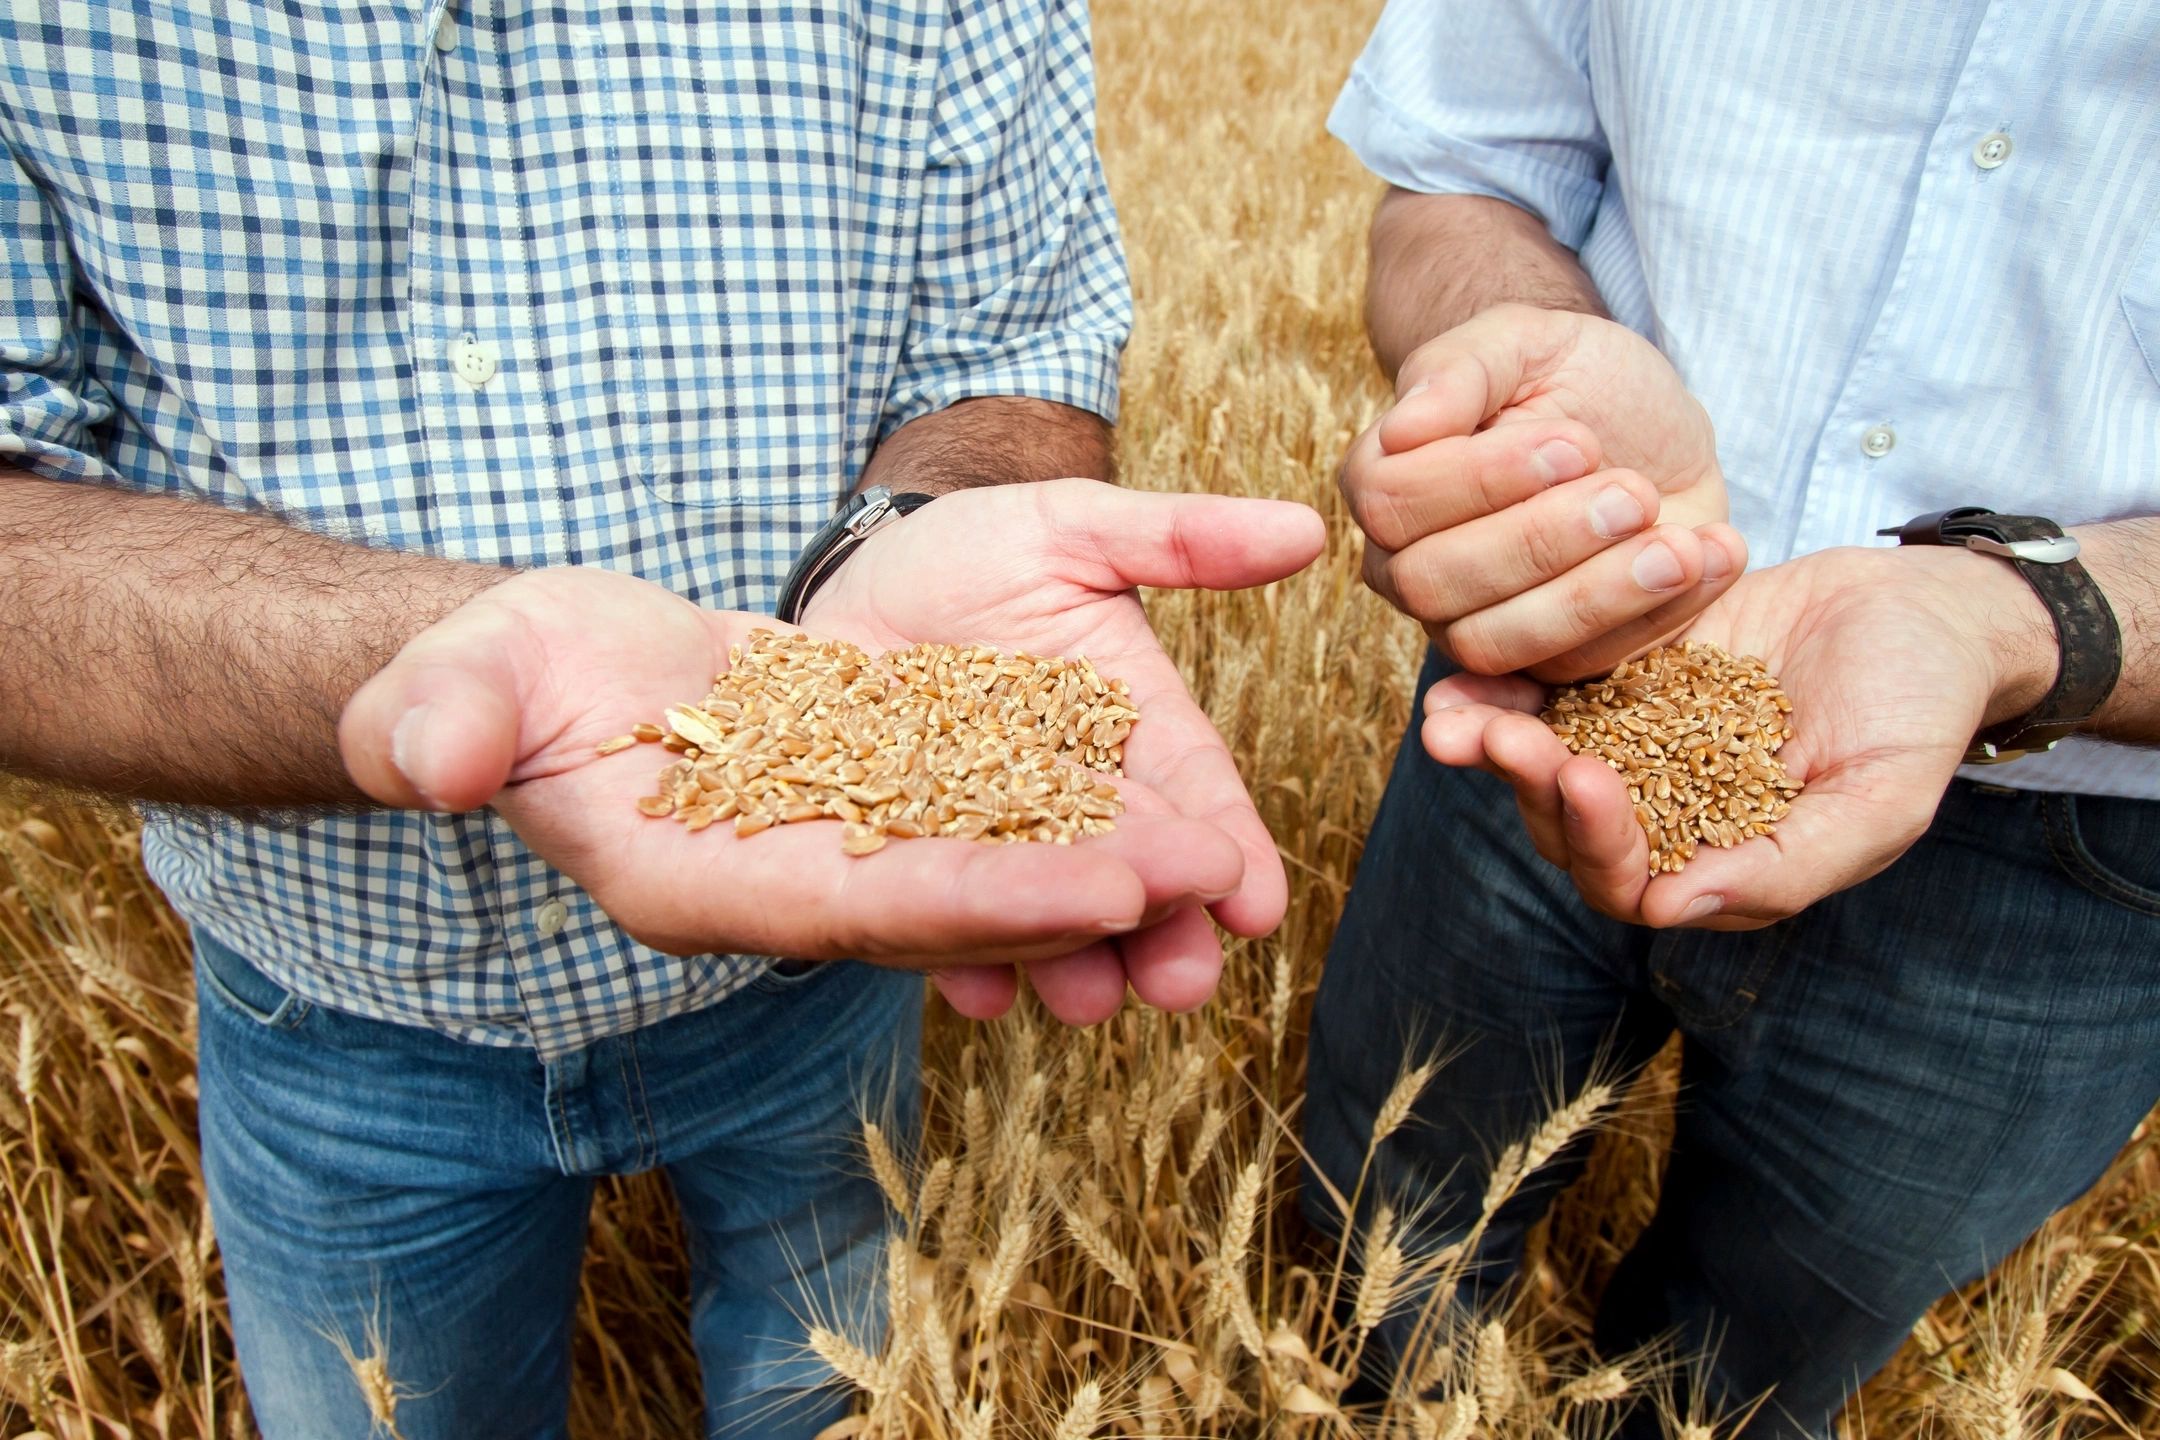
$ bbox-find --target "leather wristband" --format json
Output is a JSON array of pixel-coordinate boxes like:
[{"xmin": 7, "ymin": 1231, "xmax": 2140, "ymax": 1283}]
[
  {"xmin": 775, "ymin": 485, "xmax": 936, "ymax": 626},
  {"xmin": 1878, "ymin": 507, "xmax": 2122, "ymax": 763}
]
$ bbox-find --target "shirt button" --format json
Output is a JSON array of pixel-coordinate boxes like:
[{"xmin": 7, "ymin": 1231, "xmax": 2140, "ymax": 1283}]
[
  {"xmin": 433, "ymin": 9, "xmax": 457, "ymax": 50},
  {"xmin": 453, "ymin": 338, "xmax": 498, "ymax": 388},
  {"xmin": 1860, "ymin": 423, "xmax": 1897, "ymax": 459},
  {"xmin": 1972, "ymin": 132, "xmax": 2012, "ymax": 170},
  {"xmin": 534, "ymin": 898, "xmax": 569, "ymax": 937}
]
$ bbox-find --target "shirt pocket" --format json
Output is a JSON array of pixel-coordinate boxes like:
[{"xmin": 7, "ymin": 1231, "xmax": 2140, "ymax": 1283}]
[
  {"xmin": 577, "ymin": 12, "xmax": 861, "ymax": 509},
  {"xmin": 2125, "ymin": 219, "xmax": 2160, "ymax": 389}
]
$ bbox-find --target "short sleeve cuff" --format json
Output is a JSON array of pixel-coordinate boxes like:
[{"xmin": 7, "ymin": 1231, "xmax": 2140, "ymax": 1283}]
[
  {"xmin": 1329, "ymin": 69, "xmax": 1606, "ymax": 252},
  {"xmin": 880, "ymin": 330, "xmax": 1123, "ymax": 438}
]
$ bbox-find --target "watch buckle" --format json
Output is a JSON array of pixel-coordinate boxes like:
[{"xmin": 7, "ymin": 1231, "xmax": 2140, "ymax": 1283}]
[
  {"xmin": 1963, "ymin": 737, "xmax": 2061, "ymax": 765},
  {"xmin": 1963, "ymin": 534, "xmax": 2081, "ymax": 565},
  {"xmin": 842, "ymin": 491, "xmax": 898, "ymax": 539}
]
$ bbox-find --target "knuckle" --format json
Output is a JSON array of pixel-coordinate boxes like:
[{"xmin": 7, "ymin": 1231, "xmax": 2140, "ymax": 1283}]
[
  {"xmin": 1355, "ymin": 485, "xmax": 1418, "ymax": 553},
  {"xmin": 1442, "ymin": 617, "xmax": 1508, "ymax": 676},
  {"xmin": 1518, "ymin": 502, "xmax": 1574, "ymax": 579},
  {"xmin": 1387, "ymin": 556, "xmax": 1441, "ymax": 620}
]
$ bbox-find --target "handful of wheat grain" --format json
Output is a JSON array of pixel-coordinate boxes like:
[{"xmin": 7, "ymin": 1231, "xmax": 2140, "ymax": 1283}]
[
  {"xmin": 601, "ymin": 630, "xmax": 1135, "ymax": 855},
  {"xmin": 1542, "ymin": 642, "xmax": 1801, "ymax": 875}
]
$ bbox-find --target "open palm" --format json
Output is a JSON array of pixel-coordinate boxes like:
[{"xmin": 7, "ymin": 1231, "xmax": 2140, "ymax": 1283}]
[
  {"xmin": 805, "ymin": 479, "xmax": 1327, "ymax": 1013},
  {"xmin": 1420, "ymin": 546, "xmax": 2019, "ymax": 928},
  {"xmin": 341, "ymin": 482, "xmax": 1325, "ymax": 1022}
]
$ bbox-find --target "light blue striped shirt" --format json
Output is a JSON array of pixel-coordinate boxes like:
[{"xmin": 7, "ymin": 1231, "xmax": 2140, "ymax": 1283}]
[{"xmin": 1334, "ymin": 0, "xmax": 2159, "ymax": 800}]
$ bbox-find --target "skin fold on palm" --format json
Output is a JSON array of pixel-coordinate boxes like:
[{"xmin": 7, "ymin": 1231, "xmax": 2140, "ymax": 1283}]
[
  {"xmin": 1419, "ymin": 545, "xmax": 2026, "ymax": 931},
  {"xmin": 341, "ymin": 480, "xmax": 1328, "ymax": 1026}
]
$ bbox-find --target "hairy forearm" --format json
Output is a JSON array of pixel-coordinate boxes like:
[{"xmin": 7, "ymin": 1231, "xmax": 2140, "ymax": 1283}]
[
  {"xmin": 0, "ymin": 471, "xmax": 504, "ymax": 804},
  {"xmin": 1365, "ymin": 189, "xmax": 1609, "ymax": 381},
  {"xmin": 856, "ymin": 396, "xmax": 1116, "ymax": 499},
  {"xmin": 1974, "ymin": 516, "xmax": 2159, "ymax": 746}
]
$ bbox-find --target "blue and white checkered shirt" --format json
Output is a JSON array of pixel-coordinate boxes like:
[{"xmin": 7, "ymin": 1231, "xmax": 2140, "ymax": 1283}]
[{"xmin": 0, "ymin": 0, "xmax": 1131, "ymax": 1057}]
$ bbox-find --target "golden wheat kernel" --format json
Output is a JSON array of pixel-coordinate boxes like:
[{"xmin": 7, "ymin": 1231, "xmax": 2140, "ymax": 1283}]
[
  {"xmin": 1543, "ymin": 642, "xmax": 1801, "ymax": 875},
  {"xmin": 636, "ymin": 794, "xmax": 676, "ymax": 818}
]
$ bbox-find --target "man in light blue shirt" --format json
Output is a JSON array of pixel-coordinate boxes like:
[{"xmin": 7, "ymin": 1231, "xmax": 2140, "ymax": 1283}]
[{"xmin": 1305, "ymin": 3, "xmax": 2160, "ymax": 1433}]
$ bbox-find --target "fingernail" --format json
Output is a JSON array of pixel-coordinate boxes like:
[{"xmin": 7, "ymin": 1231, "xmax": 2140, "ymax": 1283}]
[
  {"xmin": 1631, "ymin": 539, "xmax": 1685, "ymax": 591},
  {"xmin": 1532, "ymin": 439, "xmax": 1589, "ymax": 485},
  {"xmin": 391, "ymin": 705, "xmax": 443, "ymax": 807},
  {"xmin": 1590, "ymin": 485, "xmax": 1647, "ymax": 539},
  {"xmin": 1702, "ymin": 540, "xmax": 1733, "ymax": 582},
  {"xmin": 1399, "ymin": 378, "xmax": 1430, "ymax": 403},
  {"xmin": 1095, "ymin": 915, "xmax": 1141, "ymax": 934},
  {"xmin": 1678, "ymin": 894, "xmax": 1723, "ymax": 923}
]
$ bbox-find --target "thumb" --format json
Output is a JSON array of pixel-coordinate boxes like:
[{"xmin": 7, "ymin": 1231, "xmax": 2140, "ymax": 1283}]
[
  {"xmin": 340, "ymin": 599, "xmax": 531, "ymax": 812},
  {"xmin": 1639, "ymin": 768, "xmax": 1941, "ymax": 928},
  {"xmin": 1378, "ymin": 304, "xmax": 1565, "ymax": 455},
  {"xmin": 1038, "ymin": 479, "xmax": 1326, "ymax": 592}
]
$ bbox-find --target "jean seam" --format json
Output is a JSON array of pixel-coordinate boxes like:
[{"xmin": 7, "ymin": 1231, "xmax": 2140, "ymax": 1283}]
[
  {"xmin": 547, "ymin": 1069, "xmax": 577, "ymax": 1177},
  {"xmin": 196, "ymin": 946, "xmax": 312, "ymax": 1031},
  {"xmin": 1657, "ymin": 922, "xmax": 1797, "ymax": 1033},
  {"xmin": 2042, "ymin": 794, "xmax": 2160, "ymax": 918},
  {"xmin": 621, "ymin": 1033, "xmax": 658, "ymax": 1172}
]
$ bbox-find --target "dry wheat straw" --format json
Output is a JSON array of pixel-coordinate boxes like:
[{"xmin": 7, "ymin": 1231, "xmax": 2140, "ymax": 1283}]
[{"xmin": 4, "ymin": 2, "xmax": 2157, "ymax": 1437}]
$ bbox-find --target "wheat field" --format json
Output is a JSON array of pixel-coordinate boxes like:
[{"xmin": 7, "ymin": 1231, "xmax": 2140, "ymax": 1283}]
[{"xmin": 2, "ymin": 0, "xmax": 2155, "ymax": 1436}]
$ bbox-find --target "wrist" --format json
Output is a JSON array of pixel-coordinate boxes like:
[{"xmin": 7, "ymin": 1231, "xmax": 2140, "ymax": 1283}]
[{"xmin": 1901, "ymin": 544, "xmax": 2058, "ymax": 728}]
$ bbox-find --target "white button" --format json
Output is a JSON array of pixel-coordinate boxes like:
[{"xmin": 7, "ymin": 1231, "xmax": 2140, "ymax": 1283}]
[
  {"xmin": 534, "ymin": 898, "xmax": 569, "ymax": 937},
  {"xmin": 453, "ymin": 338, "xmax": 498, "ymax": 388},
  {"xmin": 433, "ymin": 12, "xmax": 457, "ymax": 51},
  {"xmin": 1973, "ymin": 132, "xmax": 2012, "ymax": 170},
  {"xmin": 1860, "ymin": 423, "xmax": 1896, "ymax": 459}
]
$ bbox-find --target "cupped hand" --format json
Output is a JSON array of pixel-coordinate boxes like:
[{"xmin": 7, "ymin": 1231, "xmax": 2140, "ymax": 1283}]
[
  {"xmin": 339, "ymin": 481, "xmax": 1325, "ymax": 1026},
  {"xmin": 1342, "ymin": 303, "xmax": 1746, "ymax": 680},
  {"xmin": 1417, "ymin": 544, "xmax": 2047, "ymax": 928},
  {"xmin": 802, "ymin": 478, "xmax": 1328, "ymax": 1019}
]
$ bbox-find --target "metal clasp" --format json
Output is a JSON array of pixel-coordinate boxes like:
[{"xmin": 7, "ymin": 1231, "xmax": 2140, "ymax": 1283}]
[{"xmin": 1961, "ymin": 534, "xmax": 2081, "ymax": 565}]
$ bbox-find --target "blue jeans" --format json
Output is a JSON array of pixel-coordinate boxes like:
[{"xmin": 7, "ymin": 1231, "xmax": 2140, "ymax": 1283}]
[
  {"xmin": 1302, "ymin": 654, "xmax": 2160, "ymax": 1439},
  {"xmin": 195, "ymin": 934, "xmax": 920, "ymax": 1440}
]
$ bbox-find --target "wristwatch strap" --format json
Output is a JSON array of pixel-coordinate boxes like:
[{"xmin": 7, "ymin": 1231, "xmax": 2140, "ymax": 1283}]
[
  {"xmin": 1878, "ymin": 507, "xmax": 2123, "ymax": 763},
  {"xmin": 775, "ymin": 486, "xmax": 936, "ymax": 626}
]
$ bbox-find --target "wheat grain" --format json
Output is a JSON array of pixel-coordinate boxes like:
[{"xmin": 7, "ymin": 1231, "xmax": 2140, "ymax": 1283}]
[
  {"xmin": 631, "ymin": 633, "xmax": 1135, "ymax": 852},
  {"xmin": 862, "ymin": 1120, "xmax": 912, "ymax": 1220},
  {"xmin": 914, "ymin": 1156, "xmax": 955, "ymax": 1233},
  {"xmin": 977, "ymin": 1214, "xmax": 1033, "ymax": 1326},
  {"xmin": 1060, "ymin": 1197, "xmax": 1144, "ymax": 1299},
  {"xmin": 1372, "ymin": 1060, "xmax": 1437, "ymax": 1149},
  {"xmin": 1351, "ymin": 1206, "xmax": 1404, "ymax": 1336},
  {"xmin": 1543, "ymin": 642, "xmax": 1802, "ymax": 874},
  {"xmin": 1558, "ymin": 1365, "xmax": 1630, "ymax": 1405},
  {"xmin": 1052, "ymin": 1379, "xmax": 1104, "ymax": 1440},
  {"xmin": 14, "ymin": 1010, "xmax": 40, "ymax": 1106},
  {"xmin": 1473, "ymin": 1321, "xmax": 1512, "ymax": 1420},
  {"xmin": 1414, "ymin": 1393, "xmax": 1478, "ymax": 1440},
  {"xmin": 1184, "ymin": 1104, "xmax": 1228, "ymax": 1183},
  {"xmin": 808, "ymin": 1326, "xmax": 888, "ymax": 1397}
]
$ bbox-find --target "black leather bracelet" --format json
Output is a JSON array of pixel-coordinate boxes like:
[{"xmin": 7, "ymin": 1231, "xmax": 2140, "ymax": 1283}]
[
  {"xmin": 1878, "ymin": 507, "xmax": 2123, "ymax": 763},
  {"xmin": 775, "ymin": 486, "xmax": 937, "ymax": 626}
]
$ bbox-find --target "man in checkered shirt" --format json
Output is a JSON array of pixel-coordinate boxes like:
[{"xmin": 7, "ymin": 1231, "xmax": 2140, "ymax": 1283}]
[{"xmin": 0, "ymin": 2, "xmax": 1323, "ymax": 1434}]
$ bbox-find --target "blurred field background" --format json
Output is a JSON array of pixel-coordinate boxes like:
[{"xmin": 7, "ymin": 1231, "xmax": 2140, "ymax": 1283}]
[{"xmin": 2, "ymin": 0, "xmax": 2154, "ymax": 1436}]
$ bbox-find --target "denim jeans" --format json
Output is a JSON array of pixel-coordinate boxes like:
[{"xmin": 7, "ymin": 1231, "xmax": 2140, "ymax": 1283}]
[
  {"xmin": 195, "ymin": 934, "xmax": 921, "ymax": 1440},
  {"xmin": 1302, "ymin": 654, "xmax": 2160, "ymax": 1440}
]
